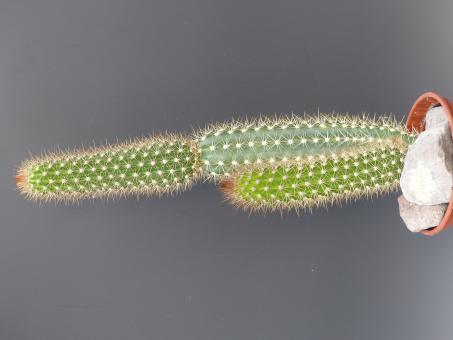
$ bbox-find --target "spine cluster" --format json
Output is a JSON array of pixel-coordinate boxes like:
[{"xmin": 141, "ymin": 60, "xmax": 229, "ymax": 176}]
[{"xmin": 16, "ymin": 114, "xmax": 417, "ymax": 209}]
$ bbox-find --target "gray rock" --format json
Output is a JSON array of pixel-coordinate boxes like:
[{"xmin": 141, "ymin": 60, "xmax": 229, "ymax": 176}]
[
  {"xmin": 398, "ymin": 195, "xmax": 447, "ymax": 232},
  {"xmin": 425, "ymin": 106, "xmax": 450, "ymax": 129},
  {"xmin": 400, "ymin": 108, "xmax": 453, "ymax": 205}
]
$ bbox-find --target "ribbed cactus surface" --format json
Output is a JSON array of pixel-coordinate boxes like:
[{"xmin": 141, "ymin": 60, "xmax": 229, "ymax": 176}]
[
  {"xmin": 198, "ymin": 115, "xmax": 413, "ymax": 177},
  {"xmin": 17, "ymin": 136, "xmax": 200, "ymax": 202},
  {"xmin": 16, "ymin": 114, "xmax": 417, "ymax": 209},
  {"xmin": 221, "ymin": 145, "xmax": 407, "ymax": 212}
]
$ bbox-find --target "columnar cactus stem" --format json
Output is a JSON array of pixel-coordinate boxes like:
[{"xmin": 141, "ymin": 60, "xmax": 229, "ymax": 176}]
[
  {"xmin": 197, "ymin": 115, "xmax": 413, "ymax": 178},
  {"xmin": 220, "ymin": 145, "xmax": 408, "ymax": 212},
  {"xmin": 16, "ymin": 135, "xmax": 200, "ymax": 202}
]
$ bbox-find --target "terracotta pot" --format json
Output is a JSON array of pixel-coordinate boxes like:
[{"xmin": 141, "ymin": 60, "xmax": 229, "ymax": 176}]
[{"xmin": 406, "ymin": 92, "xmax": 453, "ymax": 236}]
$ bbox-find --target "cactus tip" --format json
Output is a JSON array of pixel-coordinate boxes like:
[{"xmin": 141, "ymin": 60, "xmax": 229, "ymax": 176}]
[
  {"xmin": 220, "ymin": 178, "xmax": 234, "ymax": 193},
  {"xmin": 15, "ymin": 165, "xmax": 30, "ymax": 194},
  {"xmin": 15, "ymin": 173, "xmax": 25, "ymax": 185}
]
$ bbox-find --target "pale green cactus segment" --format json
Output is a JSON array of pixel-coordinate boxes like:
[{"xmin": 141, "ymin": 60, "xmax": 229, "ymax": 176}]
[
  {"xmin": 221, "ymin": 145, "xmax": 407, "ymax": 212},
  {"xmin": 17, "ymin": 135, "xmax": 200, "ymax": 202},
  {"xmin": 197, "ymin": 115, "xmax": 416, "ymax": 177}
]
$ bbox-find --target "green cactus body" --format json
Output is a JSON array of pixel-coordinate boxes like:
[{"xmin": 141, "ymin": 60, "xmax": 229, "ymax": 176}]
[
  {"xmin": 221, "ymin": 145, "xmax": 408, "ymax": 212},
  {"xmin": 17, "ymin": 136, "xmax": 200, "ymax": 202},
  {"xmin": 17, "ymin": 114, "xmax": 416, "ymax": 206},
  {"xmin": 198, "ymin": 115, "xmax": 414, "ymax": 177}
]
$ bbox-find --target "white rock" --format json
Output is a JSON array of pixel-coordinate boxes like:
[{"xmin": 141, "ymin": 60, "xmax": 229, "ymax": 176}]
[
  {"xmin": 400, "ymin": 109, "xmax": 453, "ymax": 205},
  {"xmin": 398, "ymin": 195, "xmax": 447, "ymax": 232},
  {"xmin": 425, "ymin": 106, "xmax": 450, "ymax": 129}
]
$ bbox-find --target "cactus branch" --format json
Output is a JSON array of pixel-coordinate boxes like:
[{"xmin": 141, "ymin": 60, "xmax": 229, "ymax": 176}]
[
  {"xmin": 16, "ymin": 135, "xmax": 200, "ymax": 202},
  {"xmin": 220, "ymin": 145, "xmax": 407, "ymax": 212},
  {"xmin": 197, "ymin": 114, "xmax": 414, "ymax": 178}
]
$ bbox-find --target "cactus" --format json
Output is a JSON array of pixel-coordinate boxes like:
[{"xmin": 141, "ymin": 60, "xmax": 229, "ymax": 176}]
[
  {"xmin": 220, "ymin": 145, "xmax": 408, "ymax": 212},
  {"xmin": 16, "ymin": 114, "xmax": 416, "ymax": 206}
]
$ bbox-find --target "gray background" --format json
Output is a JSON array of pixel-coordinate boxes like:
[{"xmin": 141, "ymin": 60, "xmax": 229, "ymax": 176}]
[{"xmin": 1, "ymin": 0, "xmax": 453, "ymax": 339}]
